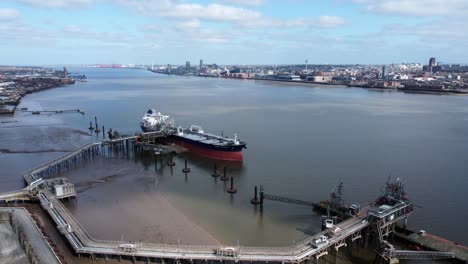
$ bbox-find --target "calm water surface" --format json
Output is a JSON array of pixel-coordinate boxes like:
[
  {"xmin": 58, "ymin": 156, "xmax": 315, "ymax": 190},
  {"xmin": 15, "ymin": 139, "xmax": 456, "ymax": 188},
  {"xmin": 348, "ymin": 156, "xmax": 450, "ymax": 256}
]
[{"xmin": 1, "ymin": 68, "xmax": 467, "ymax": 247}]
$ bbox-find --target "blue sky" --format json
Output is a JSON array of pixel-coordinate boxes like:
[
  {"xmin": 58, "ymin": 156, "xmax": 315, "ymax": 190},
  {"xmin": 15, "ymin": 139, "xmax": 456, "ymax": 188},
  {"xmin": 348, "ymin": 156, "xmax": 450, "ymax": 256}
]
[{"xmin": 0, "ymin": 0, "xmax": 467, "ymax": 65}]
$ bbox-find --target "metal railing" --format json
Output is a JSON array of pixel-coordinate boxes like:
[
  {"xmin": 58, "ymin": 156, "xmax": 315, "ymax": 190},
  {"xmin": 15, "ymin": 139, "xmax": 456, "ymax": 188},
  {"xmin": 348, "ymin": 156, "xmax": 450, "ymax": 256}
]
[{"xmin": 5, "ymin": 136, "xmax": 416, "ymax": 262}]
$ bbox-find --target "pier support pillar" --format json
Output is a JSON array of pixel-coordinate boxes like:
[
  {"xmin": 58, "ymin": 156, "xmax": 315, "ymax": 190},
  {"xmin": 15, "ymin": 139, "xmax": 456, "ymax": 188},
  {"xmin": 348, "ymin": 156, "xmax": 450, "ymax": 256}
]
[
  {"xmin": 167, "ymin": 153, "xmax": 175, "ymax": 166},
  {"xmin": 182, "ymin": 159, "xmax": 191, "ymax": 173},
  {"xmin": 211, "ymin": 163, "xmax": 220, "ymax": 177},
  {"xmin": 260, "ymin": 185, "xmax": 264, "ymax": 204},
  {"xmin": 227, "ymin": 176, "xmax": 237, "ymax": 193},
  {"xmin": 94, "ymin": 116, "xmax": 100, "ymax": 133},
  {"xmin": 221, "ymin": 167, "xmax": 229, "ymax": 181},
  {"xmin": 154, "ymin": 150, "xmax": 160, "ymax": 171}
]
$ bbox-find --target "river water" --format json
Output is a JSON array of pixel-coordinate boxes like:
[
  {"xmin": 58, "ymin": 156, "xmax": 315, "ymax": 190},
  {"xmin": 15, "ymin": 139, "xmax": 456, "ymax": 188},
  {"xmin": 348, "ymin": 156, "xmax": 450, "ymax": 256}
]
[{"xmin": 1, "ymin": 68, "xmax": 467, "ymax": 250}]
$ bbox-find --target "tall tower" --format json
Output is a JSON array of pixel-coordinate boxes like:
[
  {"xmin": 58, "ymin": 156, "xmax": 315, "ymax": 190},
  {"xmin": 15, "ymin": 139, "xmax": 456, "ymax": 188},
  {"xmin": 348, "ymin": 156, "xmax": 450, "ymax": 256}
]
[
  {"xmin": 382, "ymin": 65, "xmax": 387, "ymax": 80},
  {"xmin": 186, "ymin": 61, "xmax": 190, "ymax": 70},
  {"xmin": 305, "ymin": 59, "xmax": 308, "ymax": 71},
  {"xmin": 428, "ymin": 57, "xmax": 436, "ymax": 73},
  {"xmin": 199, "ymin": 59, "xmax": 203, "ymax": 71}
]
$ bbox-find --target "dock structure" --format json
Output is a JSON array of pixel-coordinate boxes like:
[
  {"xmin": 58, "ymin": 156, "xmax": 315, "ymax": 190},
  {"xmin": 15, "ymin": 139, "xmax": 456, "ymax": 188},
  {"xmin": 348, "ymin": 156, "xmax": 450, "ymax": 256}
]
[
  {"xmin": 38, "ymin": 190, "xmax": 375, "ymax": 263},
  {"xmin": 0, "ymin": 134, "xmax": 465, "ymax": 263},
  {"xmin": 0, "ymin": 190, "xmax": 30, "ymax": 203},
  {"xmin": 7, "ymin": 187, "xmax": 417, "ymax": 263},
  {"xmin": 21, "ymin": 109, "xmax": 85, "ymax": 115},
  {"xmin": 376, "ymin": 240, "xmax": 456, "ymax": 263},
  {"xmin": 22, "ymin": 131, "xmax": 167, "ymax": 185},
  {"xmin": 263, "ymin": 193, "xmax": 319, "ymax": 208}
]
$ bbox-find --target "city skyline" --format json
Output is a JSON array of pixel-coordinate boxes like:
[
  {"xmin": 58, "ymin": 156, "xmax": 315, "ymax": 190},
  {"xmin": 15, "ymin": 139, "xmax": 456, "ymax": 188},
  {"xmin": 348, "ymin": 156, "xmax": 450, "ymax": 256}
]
[{"xmin": 1, "ymin": 0, "xmax": 467, "ymax": 65}]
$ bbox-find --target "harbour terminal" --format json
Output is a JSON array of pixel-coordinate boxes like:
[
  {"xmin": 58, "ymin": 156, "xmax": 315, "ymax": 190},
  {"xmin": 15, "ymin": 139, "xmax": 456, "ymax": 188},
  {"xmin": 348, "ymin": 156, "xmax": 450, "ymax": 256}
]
[
  {"xmin": 2, "ymin": 0, "xmax": 468, "ymax": 262},
  {"xmin": 0, "ymin": 66, "xmax": 467, "ymax": 264}
]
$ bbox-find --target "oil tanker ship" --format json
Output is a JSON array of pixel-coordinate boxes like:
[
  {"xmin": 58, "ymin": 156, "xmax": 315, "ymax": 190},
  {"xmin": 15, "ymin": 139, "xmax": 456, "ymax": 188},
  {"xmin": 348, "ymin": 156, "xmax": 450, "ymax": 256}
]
[{"xmin": 140, "ymin": 109, "xmax": 246, "ymax": 161}]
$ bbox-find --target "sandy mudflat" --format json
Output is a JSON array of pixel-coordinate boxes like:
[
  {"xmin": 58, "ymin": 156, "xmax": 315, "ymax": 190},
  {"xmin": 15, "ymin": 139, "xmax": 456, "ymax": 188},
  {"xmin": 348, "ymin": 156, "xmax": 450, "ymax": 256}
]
[{"xmin": 64, "ymin": 159, "xmax": 221, "ymax": 246}]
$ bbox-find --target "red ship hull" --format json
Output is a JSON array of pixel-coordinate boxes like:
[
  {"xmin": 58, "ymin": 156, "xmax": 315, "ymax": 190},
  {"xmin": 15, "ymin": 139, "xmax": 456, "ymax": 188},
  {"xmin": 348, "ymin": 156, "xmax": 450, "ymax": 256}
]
[{"xmin": 170, "ymin": 138, "xmax": 243, "ymax": 162}]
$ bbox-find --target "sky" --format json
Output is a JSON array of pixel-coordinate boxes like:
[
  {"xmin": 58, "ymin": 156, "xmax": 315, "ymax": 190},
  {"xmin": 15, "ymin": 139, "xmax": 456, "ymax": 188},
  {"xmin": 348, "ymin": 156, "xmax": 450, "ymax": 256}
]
[{"xmin": 0, "ymin": 0, "xmax": 467, "ymax": 65}]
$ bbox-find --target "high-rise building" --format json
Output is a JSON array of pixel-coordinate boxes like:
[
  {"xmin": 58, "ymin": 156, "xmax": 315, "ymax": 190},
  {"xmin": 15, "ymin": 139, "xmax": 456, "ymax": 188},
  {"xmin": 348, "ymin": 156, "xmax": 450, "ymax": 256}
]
[
  {"xmin": 63, "ymin": 67, "xmax": 68, "ymax": 78},
  {"xmin": 186, "ymin": 61, "xmax": 190, "ymax": 70},
  {"xmin": 428, "ymin": 57, "xmax": 436, "ymax": 73},
  {"xmin": 382, "ymin": 65, "xmax": 387, "ymax": 80},
  {"xmin": 305, "ymin": 59, "xmax": 308, "ymax": 71},
  {"xmin": 199, "ymin": 59, "xmax": 203, "ymax": 71},
  {"xmin": 167, "ymin": 64, "xmax": 171, "ymax": 74}
]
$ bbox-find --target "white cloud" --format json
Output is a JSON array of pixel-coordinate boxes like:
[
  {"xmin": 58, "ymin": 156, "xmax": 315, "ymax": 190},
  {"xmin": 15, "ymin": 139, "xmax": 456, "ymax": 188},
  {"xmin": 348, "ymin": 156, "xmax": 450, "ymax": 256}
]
[
  {"xmin": 316, "ymin": 16, "xmax": 348, "ymax": 27},
  {"xmin": 0, "ymin": 21, "xmax": 56, "ymax": 45},
  {"xmin": 164, "ymin": 3, "xmax": 263, "ymax": 22},
  {"xmin": 114, "ymin": 0, "xmax": 348, "ymax": 30},
  {"xmin": 175, "ymin": 19, "xmax": 201, "ymax": 29},
  {"xmin": 174, "ymin": 25, "xmax": 230, "ymax": 43},
  {"xmin": 352, "ymin": 0, "xmax": 468, "ymax": 16},
  {"xmin": 61, "ymin": 25, "xmax": 135, "ymax": 44},
  {"xmin": 0, "ymin": 8, "xmax": 20, "ymax": 21},
  {"xmin": 222, "ymin": 0, "xmax": 266, "ymax": 6},
  {"xmin": 382, "ymin": 19, "xmax": 468, "ymax": 45},
  {"xmin": 110, "ymin": 1, "xmax": 268, "ymax": 26},
  {"xmin": 15, "ymin": 0, "xmax": 91, "ymax": 9},
  {"xmin": 285, "ymin": 16, "xmax": 347, "ymax": 28},
  {"xmin": 0, "ymin": 0, "xmax": 353, "ymax": 64}
]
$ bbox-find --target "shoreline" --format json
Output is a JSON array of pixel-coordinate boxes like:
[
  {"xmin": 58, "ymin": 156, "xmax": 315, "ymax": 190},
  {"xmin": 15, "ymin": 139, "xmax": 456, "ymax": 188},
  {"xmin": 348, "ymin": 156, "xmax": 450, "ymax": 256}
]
[
  {"xmin": 0, "ymin": 78, "xmax": 75, "ymax": 115},
  {"xmin": 149, "ymin": 69, "xmax": 345, "ymax": 87},
  {"xmin": 149, "ymin": 70, "xmax": 468, "ymax": 95}
]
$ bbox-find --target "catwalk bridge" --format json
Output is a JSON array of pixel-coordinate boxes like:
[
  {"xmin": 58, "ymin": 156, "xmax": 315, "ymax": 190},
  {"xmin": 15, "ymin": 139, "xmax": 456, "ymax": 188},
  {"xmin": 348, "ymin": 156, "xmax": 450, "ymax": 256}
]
[{"xmin": 0, "ymin": 132, "xmax": 460, "ymax": 263}]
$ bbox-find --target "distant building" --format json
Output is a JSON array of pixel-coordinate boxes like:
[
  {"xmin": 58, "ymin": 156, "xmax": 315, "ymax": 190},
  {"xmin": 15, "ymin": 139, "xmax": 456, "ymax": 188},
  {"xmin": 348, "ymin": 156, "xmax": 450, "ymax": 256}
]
[
  {"xmin": 278, "ymin": 74, "xmax": 301, "ymax": 81},
  {"xmin": 199, "ymin": 59, "xmax": 203, "ymax": 71},
  {"xmin": 230, "ymin": 68, "xmax": 241, "ymax": 74},
  {"xmin": 423, "ymin": 57, "xmax": 442, "ymax": 73},
  {"xmin": 224, "ymin": 73, "xmax": 255, "ymax": 79},
  {"xmin": 382, "ymin": 65, "xmax": 388, "ymax": 80},
  {"xmin": 167, "ymin": 64, "xmax": 171, "ymax": 74},
  {"xmin": 63, "ymin": 67, "xmax": 68, "ymax": 78},
  {"xmin": 186, "ymin": 61, "xmax": 190, "ymax": 70},
  {"xmin": 307, "ymin": 76, "xmax": 332, "ymax": 83},
  {"xmin": 428, "ymin": 57, "xmax": 436, "ymax": 73}
]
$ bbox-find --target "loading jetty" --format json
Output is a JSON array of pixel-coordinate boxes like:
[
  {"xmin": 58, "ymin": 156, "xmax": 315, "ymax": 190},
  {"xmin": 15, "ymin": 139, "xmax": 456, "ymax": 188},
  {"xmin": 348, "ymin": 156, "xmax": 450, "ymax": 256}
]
[
  {"xmin": 20, "ymin": 109, "xmax": 85, "ymax": 115},
  {"xmin": 0, "ymin": 132, "xmax": 466, "ymax": 264}
]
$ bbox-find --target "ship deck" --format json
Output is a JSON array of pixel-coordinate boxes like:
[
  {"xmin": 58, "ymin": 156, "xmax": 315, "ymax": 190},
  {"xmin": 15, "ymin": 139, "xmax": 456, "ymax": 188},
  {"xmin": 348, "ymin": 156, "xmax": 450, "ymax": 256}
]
[{"xmin": 176, "ymin": 130, "xmax": 245, "ymax": 147}]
